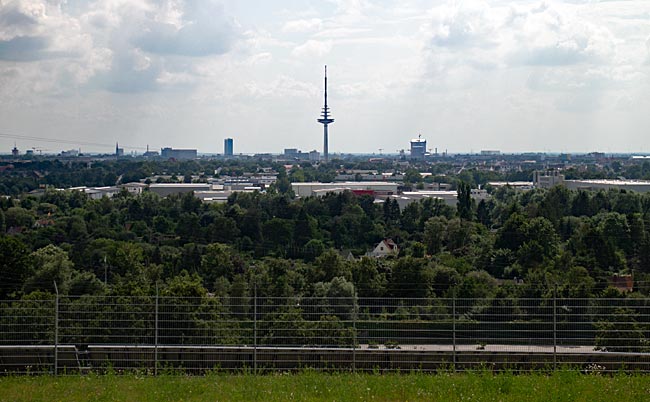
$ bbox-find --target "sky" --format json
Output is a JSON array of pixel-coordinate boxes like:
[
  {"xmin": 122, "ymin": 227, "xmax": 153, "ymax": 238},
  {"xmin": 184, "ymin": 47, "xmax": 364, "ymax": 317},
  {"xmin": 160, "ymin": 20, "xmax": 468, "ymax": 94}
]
[{"xmin": 1, "ymin": 0, "xmax": 650, "ymax": 155}]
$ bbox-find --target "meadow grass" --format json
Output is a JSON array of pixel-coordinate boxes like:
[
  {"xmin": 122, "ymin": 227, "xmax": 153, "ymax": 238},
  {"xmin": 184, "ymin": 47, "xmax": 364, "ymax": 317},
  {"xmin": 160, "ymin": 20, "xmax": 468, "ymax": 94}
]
[{"xmin": 1, "ymin": 369, "xmax": 649, "ymax": 402}]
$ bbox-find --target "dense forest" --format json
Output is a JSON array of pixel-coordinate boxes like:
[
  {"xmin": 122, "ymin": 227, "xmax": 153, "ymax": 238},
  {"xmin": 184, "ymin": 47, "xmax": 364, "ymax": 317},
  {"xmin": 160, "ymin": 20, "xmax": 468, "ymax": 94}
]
[{"xmin": 2, "ymin": 181, "xmax": 650, "ymax": 304}]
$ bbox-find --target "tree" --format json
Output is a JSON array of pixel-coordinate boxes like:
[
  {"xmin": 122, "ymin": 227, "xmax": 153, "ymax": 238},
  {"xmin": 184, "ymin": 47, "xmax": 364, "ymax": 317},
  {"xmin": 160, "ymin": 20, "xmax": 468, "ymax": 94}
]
[
  {"xmin": 424, "ymin": 216, "xmax": 447, "ymax": 255},
  {"xmin": 595, "ymin": 308, "xmax": 648, "ymax": 352},
  {"xmin": 456, "ymin": 182, "xmax": 474, "ymax": 221},
  {"xmin": 352, "ymin": 257, "xmax": 387, "ymax": 298},
  {"xmin": 24, "ymin": 245, "xmax": 74, "ymax": 294},
  {"xmin": 293, "ymin": 208, "xmax": 317, "ymax": 247},
  {"xmin": 200, "ymin": 243, "xmax": 243, "ymax": 286},
  {"xmin": 403, "ymin": 169, "xmax": 423, "ymax": 184},
  {"xmin": 430, "ymin": 265, "xmax": 461, "ymax": 297},
  {"xmin": 444, "ymin": 218, "xmax": 476, "ymax": 255},
  {"xmin": 68, "ymin": 271, "xmax": 106, "ymax": 296},
  {"xmin": 262, "ymin": 218, "xmax": 294, "ymax": 251},
  {"xmin": 313, "ymin": 276, "xmax": 357, "ymax": 320},
  {"xmin": 389, "ymin": 257, "xmax": 432, "ymax": 298},
  {"xmin": 539, "ymin": 185, "xmax": 571, "ymax": 226},
  {"xmin": 275, "ymin": 168, "xmax": 291, "ymax": 194},
  {"xmin": 303, "ymin": 239, "xmax": 325, "ymax": 261},
  {"xmin": 410, "ymin": 242, "xmax": 426, "ymax": 258},
  {"xmin": 382, "ymin": 198, "xmax": 400, "ymax": 227},
  {"xmin": 456, "ymin": 270, "xmax": 497, "ymax": 299},
  {"xmin": 476, "ymin": 199, "xmax": 492, "ymax": 227},
  {"xmin": 313, "ymin": 249, "xmax": 351, "ymax": 282},
  {"xmin": 495, "ymin": 213, "xmax": 526, "ymax": 251},
  {"xmin": 162, "ymin": 270, "xmax": 207, "ymax": 298},
  {"xmin": 0, "ymin": 236, "xmax": 31, "ymax": 298},
  {"xmin": 4, "ymin": 206, "xmax": 35, "ymax": 229},
  {"xmin": 517, "ymin": 217, "xmax": 559, "ymax": 268}
]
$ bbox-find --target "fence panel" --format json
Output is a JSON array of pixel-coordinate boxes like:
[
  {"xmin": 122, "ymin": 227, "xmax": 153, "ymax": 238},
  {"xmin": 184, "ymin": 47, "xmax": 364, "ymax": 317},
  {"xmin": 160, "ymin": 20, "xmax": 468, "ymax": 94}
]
[{"xmin": 2, "ymin": 295, "xmax": 650, "ymax": 374}]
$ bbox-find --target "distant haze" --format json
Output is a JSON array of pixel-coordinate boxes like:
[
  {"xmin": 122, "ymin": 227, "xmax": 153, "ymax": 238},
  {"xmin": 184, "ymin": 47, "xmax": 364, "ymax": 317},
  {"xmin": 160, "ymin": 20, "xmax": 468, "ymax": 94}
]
[{"xmin": 1, "ymin": 0, "xmax": 650, "ymax": 154}]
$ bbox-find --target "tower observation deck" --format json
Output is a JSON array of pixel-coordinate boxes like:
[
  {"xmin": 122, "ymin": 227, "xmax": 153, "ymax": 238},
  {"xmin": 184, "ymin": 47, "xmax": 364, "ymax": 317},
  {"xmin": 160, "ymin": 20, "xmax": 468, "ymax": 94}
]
[{"xmin": 317, "ymin": 65, "xmax": 334, "ymax": 162}]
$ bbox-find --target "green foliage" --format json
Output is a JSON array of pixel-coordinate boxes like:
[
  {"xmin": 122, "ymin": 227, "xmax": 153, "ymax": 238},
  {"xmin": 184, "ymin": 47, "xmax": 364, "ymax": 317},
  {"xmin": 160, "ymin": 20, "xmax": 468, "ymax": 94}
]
[
  {"xmin": 456, "ymin": 181, "xmax": 475, "ymax": 220},
  {"xmin": 24, "ymin": 245, "xmax": 74, "ymax": 294},
  {"xmin": 595, "ymin": 308, "xmax": 648, "ymax": 352},
  {"xmin": 0, "ymin": 236, "xmax": 31, "ymax": 299},
  {"xmin": 4, "ymin": 206, "xmax": 35, "ymax": 229},
  {"xmin": 2, "ymin": 159, "xmax": 650, "ymax": 312},
  {"xmin": 2, "ymin": 371, "xmax": 649, "ymax": 401}
]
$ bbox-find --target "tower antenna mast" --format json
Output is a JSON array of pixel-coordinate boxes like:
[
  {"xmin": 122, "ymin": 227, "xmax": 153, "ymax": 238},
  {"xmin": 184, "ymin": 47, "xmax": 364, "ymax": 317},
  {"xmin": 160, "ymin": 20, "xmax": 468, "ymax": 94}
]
[{"xmin": 317, "ymin": 65, "xmax": 334, "ymax": 162}]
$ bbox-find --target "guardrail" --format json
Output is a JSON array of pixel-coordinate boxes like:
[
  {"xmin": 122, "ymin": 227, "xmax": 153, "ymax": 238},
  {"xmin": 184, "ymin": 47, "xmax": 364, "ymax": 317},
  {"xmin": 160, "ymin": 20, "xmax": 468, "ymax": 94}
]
[{"xmin": 2, "ymin": 293, "xmax": 650, "ymax": 374}]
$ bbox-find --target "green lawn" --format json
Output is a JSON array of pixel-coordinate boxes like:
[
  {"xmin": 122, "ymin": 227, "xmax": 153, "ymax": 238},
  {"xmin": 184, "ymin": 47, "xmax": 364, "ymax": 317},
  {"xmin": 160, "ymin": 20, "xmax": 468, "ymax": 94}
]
[{"xmin": 1, "ymin": 370, "xmax": 649, "ymax": 402}]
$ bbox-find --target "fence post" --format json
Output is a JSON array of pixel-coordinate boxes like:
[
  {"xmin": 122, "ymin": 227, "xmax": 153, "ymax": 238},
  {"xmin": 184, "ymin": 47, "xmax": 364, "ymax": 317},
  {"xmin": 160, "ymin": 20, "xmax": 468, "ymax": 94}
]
[
  {"xmin": 452, "ymin": 289, "xmax": 456, "ymax": 371},
  {"xmin": 352, "ymin": 296, "xmax": 357, "ymax": 372},
  {"xmin": 254, "ymin": 283, "xmax": 257, "ymax": 374},
  {"xmin": 154, "ymin": 283, "xmax": 159, "ymax": 376},
  {"xmin": 553, "ymin": 285, "xmax": 557, "ymax": 370},
  {"xmin": 53, "ymin": 281, "xmax": 59, "ymax": 376}
]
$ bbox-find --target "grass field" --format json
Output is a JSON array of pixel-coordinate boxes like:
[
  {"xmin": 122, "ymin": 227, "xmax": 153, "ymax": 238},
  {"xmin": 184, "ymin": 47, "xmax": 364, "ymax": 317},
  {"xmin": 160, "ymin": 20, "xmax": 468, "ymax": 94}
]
[{"xmin": 1, "ymin": 370, "xmax": 649, "ymax": 402}]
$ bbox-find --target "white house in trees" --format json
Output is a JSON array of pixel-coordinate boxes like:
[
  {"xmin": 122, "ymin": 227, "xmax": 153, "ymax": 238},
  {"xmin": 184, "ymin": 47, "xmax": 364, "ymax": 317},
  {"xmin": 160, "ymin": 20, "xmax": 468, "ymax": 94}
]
[{"xmin": 368, "ymin": 239, "xmax": 399, "ymax": 258}]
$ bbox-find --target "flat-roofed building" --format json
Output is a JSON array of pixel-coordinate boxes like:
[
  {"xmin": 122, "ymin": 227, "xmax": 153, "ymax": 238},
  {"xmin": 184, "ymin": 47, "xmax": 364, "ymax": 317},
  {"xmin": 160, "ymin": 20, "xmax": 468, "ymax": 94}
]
[
  {"xmin": 388, "ymin": 189, "xmax": 489, "ymax": 209},
  {"xmin": 292, "ymin": 182, "xmax": 398, "ymax": 198},
  {"xmin": 533, "ymin": 170, "xmax": 565, "ymax": 188},
  {"xmin": 564, "ymin": 179, "xmax": 650, "ymax": 193},
  {"xmin": 120, "ymin": 182, "xmax": 148, "ymax": 195},
  {"xmin": 160, "ymin": 148, "xmax": 197, "ymax": 160},
  {"xmin": 149, "ymin": 183, "xmax": 210, "ymax": 197}
]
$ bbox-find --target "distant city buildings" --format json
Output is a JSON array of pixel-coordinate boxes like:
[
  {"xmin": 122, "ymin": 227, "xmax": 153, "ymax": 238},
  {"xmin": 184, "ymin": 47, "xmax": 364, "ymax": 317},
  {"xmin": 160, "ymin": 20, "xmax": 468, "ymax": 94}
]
[
  {"xmin": 410, "ymin": 135, "xmax": 426, "ymax": 160},
  {"xmin": 282, "ymin": 148, "xmax": 320, "ymax": 162},
  {"xmin": 11, "ymin": 145, "xmax": 19, "ymax": 157},
  {"xmin": 115, "ymin": 143, "xmax": 124, "ymax": 157},
  {"xmin": 224, "ymin": 138, "xmax": 234, "ymax": 156},
  {"xmin": 533, "ymin": 169, "xmax": 650, "ymax": 193},
  {"xmin": 161, "ymin": 147, "xmax": 197, "ymax": 160},
  {"xmin": 481, "ymin": 150, "xmax": 501, "ymax": 156},
  {"xmin": 533, "ymin": 170, "xmax": 565, "ymax": 188},
  {"xmin": 143, "ymin": 145, "xmax": 159, "ymax": 157},
  {"xmin": 60, "ymin": 149, "xmax": 79, "ymax": 157},
  {"xmin": 284, "ymin": 148, "xmax": 300, "ymax": 158}
]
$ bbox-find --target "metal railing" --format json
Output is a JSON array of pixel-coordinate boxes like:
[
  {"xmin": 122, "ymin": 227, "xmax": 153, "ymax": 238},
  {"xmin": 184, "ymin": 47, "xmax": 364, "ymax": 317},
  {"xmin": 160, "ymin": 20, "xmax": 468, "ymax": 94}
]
[{"xmin": 2, "ymin": 292, "xmax": 650, "ymax": 374}]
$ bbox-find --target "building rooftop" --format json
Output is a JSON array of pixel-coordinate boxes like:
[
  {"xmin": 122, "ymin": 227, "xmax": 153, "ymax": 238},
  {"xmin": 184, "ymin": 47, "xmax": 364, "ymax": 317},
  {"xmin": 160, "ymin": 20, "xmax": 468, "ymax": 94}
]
[
  {"xmin": 292, "ymin": 181, "xmax": 398, "ymax": 186},
  {"xmin": 149, "ymin": 183, "xmax": 211, "ymax": 187},
  {"xmin": 566, "ymin": 179, "xmax": 650, "ymax": 186}
]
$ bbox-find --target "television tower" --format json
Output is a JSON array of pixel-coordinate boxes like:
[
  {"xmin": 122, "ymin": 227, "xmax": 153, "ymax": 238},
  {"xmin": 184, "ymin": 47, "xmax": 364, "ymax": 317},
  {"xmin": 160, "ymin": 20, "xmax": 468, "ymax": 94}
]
[{"xmin": 317, "ymin": 65, "xmax": 334, "ymax": 162}]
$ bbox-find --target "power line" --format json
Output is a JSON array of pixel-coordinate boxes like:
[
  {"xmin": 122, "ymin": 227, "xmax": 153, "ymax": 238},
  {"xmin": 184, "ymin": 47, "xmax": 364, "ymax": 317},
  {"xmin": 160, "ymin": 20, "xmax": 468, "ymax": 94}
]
[{"xmin": 0, "ymin": 131, "xmax": 150, "ymax": 151}]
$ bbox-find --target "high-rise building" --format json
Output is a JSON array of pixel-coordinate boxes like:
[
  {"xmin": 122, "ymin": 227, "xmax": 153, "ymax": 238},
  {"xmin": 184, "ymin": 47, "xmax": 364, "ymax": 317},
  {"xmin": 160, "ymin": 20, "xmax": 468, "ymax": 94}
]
[
  {"xmin": 224, "ymin": 138, "xmax": 234, "ymax": 156},
  {"xmin": 317, "ymin": 66, "xmax": 334, "ymax": 162},
  {"xmin": 410, "ymin": 135, "xmax": 426, "ymax": 160}
]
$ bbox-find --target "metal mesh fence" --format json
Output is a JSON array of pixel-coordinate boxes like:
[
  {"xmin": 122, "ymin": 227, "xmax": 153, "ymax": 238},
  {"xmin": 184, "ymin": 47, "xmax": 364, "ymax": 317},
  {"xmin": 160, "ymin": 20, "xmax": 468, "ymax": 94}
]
[{"xmin": 2, "ymin": 294, "xmax": 650, "ymax": 374}]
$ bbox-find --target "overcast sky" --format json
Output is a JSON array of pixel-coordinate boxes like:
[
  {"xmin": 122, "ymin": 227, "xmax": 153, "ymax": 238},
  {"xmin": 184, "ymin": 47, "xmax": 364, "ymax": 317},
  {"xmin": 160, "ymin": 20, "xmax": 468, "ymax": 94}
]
[{"xmin": 1, "ymin": 0, "xmax": 650, "ymax": 155}]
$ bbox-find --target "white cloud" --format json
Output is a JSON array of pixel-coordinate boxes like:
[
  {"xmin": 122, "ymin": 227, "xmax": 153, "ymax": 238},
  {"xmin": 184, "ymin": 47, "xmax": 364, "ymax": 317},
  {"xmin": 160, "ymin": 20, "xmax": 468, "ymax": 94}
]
[
  {"xmin": 282, "ymin": 18, "xmax": 322, "ymax": 33},
  {"xmin": 429, "ymin": 3, "xmax": 499, "ymax": 49},
  {"xmin": 291, "ymin": 40, "xmax": 332, "ymax": 58},
  {"xmin": 3, "ymin": 0, "xmax": 650, "ymax": 153},
  {"xmin": 0, "ymin": 0, "xmax": 241, "ymax": 95}
]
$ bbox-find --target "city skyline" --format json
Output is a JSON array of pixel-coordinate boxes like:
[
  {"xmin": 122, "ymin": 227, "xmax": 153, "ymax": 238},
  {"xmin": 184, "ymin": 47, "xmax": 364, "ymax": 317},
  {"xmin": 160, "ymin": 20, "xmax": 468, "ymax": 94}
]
[{"xmin": 1, "ymin": 1, "xmax": 650, "ymax": 154}]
